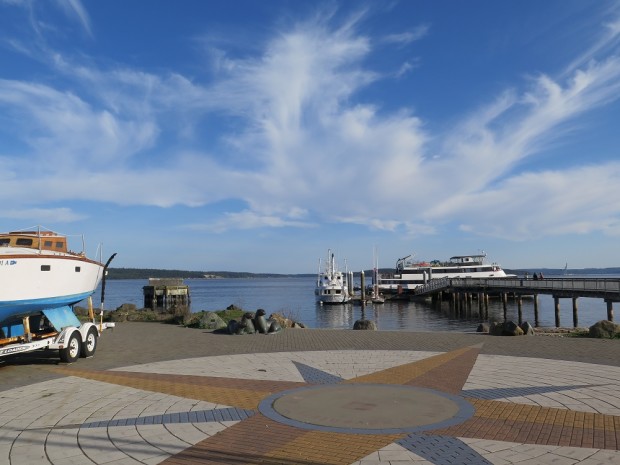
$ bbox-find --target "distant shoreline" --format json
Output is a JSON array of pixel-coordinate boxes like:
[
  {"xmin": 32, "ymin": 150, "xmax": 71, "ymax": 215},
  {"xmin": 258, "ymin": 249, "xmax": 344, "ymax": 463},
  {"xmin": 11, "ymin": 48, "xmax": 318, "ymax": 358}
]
[{"xmin": 107, "ymin": 267, "xmax": 620, "ymax": 280}]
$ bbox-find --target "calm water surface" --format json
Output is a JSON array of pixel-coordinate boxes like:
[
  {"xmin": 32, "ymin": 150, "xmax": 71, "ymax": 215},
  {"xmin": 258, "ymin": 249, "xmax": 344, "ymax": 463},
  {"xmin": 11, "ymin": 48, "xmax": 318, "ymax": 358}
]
[{"xmin": 89, "ymin": 276, "xmax": 615, "ymax": 331}]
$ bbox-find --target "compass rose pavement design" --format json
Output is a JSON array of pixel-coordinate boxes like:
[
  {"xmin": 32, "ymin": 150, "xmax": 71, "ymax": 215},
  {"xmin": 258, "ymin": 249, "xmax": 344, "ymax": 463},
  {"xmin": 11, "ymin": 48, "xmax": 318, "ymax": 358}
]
[{"xmin": 2, "ymin": 341, "xmax": 620, "ymax": 464}]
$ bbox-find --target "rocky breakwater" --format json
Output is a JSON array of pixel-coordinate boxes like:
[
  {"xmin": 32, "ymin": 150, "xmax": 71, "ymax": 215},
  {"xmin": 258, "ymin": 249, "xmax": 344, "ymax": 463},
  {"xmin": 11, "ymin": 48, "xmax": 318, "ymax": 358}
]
[
  {"xmin": 477, "ymin": 320, "xmax": 620, "ymax": 338},
  {"xmin": 86, "ymin": 303, "xmax": 306, "ymax": 332}
]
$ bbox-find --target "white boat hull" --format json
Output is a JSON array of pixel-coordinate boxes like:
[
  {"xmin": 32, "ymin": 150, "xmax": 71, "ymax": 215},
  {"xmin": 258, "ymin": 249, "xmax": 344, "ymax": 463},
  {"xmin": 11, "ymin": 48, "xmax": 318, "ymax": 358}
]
[
  {"xmin": 0, "ymin": 255, "xmax": 104, "ymax": 323},
  {"xmin": 315, "ymin": 290, "xmax": 351, "ymax": 304}
]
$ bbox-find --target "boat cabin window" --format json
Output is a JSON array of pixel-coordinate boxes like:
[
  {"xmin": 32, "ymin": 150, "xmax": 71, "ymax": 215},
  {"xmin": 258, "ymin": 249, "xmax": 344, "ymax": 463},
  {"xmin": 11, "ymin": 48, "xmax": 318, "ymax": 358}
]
[
  {"xmin": 55, "ymin": 241, "xmax": 64, "ymax": 249},
  {"xmin": 16, "ymin": 238, "xmax": 33, "ymax": 246},
  {"xmin": 41, "ymin": 265, "xmax": 51, "ymax": 271},
  {"xmin": 44, "ymin": 240, "xmax": 53, "ymax": 247},
  {"xmin": 0, "ymin": 238, "xmax": 9, "ymax": 246},
  {"xmin": 75, "ymin": 266, "xmax": 81, "ymax": 272}
]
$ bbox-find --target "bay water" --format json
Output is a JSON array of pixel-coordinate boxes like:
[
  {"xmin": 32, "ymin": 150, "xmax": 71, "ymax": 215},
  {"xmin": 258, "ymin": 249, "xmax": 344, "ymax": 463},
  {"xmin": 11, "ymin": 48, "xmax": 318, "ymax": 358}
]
[{"xmin": 88, "ymin": 276, "xmax": 614, "ymax": 331}]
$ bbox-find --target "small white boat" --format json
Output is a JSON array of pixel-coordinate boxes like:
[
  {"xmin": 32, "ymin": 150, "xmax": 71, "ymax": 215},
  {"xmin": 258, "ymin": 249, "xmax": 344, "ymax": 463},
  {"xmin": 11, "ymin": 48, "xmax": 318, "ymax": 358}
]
[
  {"xmin": 378, "ymin": 252, "xmax": 511, "ymax": 294},
  {"xmin": 315, "ymin": 250, "xmax": 351, "ymax": 304},
  {"xmin": 0, "ymin": 228, "xmax": 106, "ymax": 334}
]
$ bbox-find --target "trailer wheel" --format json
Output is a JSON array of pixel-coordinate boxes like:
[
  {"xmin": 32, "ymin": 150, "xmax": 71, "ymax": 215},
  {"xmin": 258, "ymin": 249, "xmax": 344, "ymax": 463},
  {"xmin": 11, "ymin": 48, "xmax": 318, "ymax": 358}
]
[
  {"xmin": 60, "ymin": 333, "xmax": 81, "ymax": 363},
  {"xmin": 81, "ymin": 327, "xmax": 98, "ymax": 358}
]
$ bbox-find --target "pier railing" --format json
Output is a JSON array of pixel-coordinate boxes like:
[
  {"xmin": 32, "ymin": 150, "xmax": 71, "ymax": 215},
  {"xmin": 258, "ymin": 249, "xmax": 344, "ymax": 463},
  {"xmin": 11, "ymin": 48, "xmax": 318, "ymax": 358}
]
[
  {"xmin": 413, "ymin": 277, "xmax": 451, "ymax": 296},
  {"xmin": 447, "ymin": 277, "xmax": 620, "ymax": 300}
]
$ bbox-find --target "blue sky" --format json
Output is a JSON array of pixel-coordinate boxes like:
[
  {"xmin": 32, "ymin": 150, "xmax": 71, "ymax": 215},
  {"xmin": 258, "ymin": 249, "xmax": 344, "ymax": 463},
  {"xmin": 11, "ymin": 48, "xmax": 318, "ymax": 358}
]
[{"xmin": 1, "ymin": 0, "xmax": 620, "ymax": 273}]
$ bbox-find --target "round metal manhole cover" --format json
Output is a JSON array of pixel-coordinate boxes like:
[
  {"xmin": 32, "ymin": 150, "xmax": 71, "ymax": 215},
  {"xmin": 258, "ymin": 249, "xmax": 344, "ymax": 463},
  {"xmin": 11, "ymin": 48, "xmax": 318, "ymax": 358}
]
[{"xmin": 258, "ymin": 383, "xmax": 475, "ymax": 434}]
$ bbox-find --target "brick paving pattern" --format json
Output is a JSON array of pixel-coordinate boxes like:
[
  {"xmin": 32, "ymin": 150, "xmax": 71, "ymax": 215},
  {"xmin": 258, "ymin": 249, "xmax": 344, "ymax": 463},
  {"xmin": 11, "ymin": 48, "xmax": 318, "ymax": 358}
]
[{"xmin": 1, "ymin": 323, "xmax": 620, "ymax": 464}]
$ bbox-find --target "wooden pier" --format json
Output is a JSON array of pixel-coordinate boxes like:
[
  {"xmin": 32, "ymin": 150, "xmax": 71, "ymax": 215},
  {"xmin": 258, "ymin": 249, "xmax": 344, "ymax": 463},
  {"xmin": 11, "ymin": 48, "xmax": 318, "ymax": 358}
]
[
  {"xmin": 143, "ymin": 278, "xmax": 190, "ymax": 310},
  {"xmin": 413, "ymin": 277, "xmax": 620, "ymax": 327}
]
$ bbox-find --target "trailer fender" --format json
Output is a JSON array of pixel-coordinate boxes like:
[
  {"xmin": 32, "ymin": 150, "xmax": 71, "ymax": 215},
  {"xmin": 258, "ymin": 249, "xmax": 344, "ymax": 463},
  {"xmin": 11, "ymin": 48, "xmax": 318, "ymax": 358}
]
[
  {"xmin": 53, "ymin": 326, "xmax": 82, "ymax": 351},
  {"xmin": 79, "ymin": 322, "xmax": 99, "ymax": 339}
]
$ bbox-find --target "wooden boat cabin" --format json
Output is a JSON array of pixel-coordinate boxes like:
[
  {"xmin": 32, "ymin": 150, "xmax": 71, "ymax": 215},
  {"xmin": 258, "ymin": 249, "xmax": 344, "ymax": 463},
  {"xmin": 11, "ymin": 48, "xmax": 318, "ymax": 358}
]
[{"xmin": 0, "ymin": 231, "xmax": 69, "ymax": 253}]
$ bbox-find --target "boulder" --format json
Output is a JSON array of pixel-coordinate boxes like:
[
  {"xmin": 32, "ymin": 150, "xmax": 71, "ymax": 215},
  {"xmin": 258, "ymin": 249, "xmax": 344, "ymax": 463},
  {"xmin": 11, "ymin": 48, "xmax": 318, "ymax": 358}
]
[
  {"xmin": 589, "ymin": 320, "xmax": 620, "ymax": 338},
  {"xmin": 196, "ymin": 311, "xmax": 227, "ymax": 330},
  {"xmin": 476, "ymin": 323, "xmax": 489, "ymax": 333},
  {"xmin": 269, "ymin": 312, "xmax": 291, "ymax": 328},
  {"xmin": 489, "ymin": 321, "xmax": 524, "ymax": 336},
  {"xmin": 269, "ymin": 312, "xmax": 305, "ymax": 329},
  {"xmin": 519, "ymin": 321, "xmax": 535, "ymax": 336},
  {"xmin": 353, "ymin": 319, "xmax": 377, "ymax": 330},
  {"xmin": 489, "ymin": 322, "xmax": 503, "ymax": 336}
]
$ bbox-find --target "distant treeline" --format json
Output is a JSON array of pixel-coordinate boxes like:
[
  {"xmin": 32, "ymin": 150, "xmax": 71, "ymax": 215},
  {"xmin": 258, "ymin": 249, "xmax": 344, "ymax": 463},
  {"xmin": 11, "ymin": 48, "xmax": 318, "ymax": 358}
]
[
  {"xmin": 106, "ymin": 267, "xmax": 620, "ymax": 280},
  {"xmin": 106, "ymin": 268, "xmax": 315, "ymax": 280}
]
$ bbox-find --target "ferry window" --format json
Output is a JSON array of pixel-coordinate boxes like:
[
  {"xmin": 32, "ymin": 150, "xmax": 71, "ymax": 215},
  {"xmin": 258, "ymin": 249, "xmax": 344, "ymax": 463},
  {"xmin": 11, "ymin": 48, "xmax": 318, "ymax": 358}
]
[
  {"xmin": 44, "ymin": 241, "xmax": 53, "ymax": 247},
  {"xmin": 16, "ymin": 238, "xmax": 33, "ymax": 246},
  {"xmin": 75, "ymin": 266, "xmax": 81, "ymax": 272},
  {"xmin": 0, "ymin": 238, "xmax": 9, "ymax": 246},
  {"xmin": 41, "ymin": 265, "xmax": 51, "ymax": 271},
  {"xmin": 55, "ymin": 241, "xmax": 64, "ymax": 249}
]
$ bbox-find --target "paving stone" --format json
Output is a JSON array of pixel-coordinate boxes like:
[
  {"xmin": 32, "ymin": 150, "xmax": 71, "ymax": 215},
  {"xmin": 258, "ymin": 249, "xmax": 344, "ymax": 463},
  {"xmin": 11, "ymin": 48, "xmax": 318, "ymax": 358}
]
[{"xmin": 2, "ymin": 324, "xmax": 620, "ymax": 464}]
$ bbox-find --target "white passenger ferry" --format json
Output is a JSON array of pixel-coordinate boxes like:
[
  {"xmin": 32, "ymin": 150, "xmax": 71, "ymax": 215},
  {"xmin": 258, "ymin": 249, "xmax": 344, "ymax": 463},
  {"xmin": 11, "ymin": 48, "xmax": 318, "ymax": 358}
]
[{"xmin": 377, "ymin": 253, "xmax": 511, "ymax": 294}]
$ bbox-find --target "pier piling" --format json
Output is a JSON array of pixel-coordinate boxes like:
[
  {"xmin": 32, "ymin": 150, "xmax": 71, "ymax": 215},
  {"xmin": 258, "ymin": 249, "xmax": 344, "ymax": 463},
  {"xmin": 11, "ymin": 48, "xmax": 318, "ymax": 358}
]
[{"xmin": 572, "ymin": 297, "xmax": 579, "ymax": 328}]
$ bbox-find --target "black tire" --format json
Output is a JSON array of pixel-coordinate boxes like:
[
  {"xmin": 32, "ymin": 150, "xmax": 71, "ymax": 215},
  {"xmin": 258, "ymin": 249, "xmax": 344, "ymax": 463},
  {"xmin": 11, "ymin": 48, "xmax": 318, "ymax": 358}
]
[
  {"xmin": 59, "ymin": 332, "xmax": 81, "ymax": 363},
  {"xmin": 80, "ymin": 327, "xmax": 98, "ymax": 358}
]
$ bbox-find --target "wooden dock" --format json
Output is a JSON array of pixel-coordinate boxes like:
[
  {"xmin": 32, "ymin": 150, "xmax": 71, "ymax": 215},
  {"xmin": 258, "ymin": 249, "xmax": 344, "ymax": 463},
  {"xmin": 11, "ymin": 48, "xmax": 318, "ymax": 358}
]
[
  {"xmin": 143, "ymin": 278, "xmax": 190, "ymax": 310},
  {"xmin": 413, "ymin": 277, "xmax": 620, "ymax": 328}
]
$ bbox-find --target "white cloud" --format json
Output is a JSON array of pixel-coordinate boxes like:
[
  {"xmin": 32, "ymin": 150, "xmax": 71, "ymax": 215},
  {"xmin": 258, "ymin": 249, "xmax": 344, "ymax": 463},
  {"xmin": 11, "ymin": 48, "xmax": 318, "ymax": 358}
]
[
  {"xmin": 453, "ymin": 162, "xmax": 620, "ymax": 240},
  {"xmin": 419, "ymin": 58, "xmax": 620, "ymax": 229},
  {"xmin": 563, "ymin": 10, "xmax": 620, "ymax": 76},
  {"xmin": 1, "ymin": 4, "xmax": 620, "ymax": 244},
  {"xmin": 57, "ymin": 0, "xmax": 92, "ymax": 36},
  {"xmin": 184, "ymin": 210, "xmax": 315, "ymax": 233},
  {"xmin": 383, "ymin": 25, "xmax": 429, "ymax": 45},
  {"xmin": 0, "ymin": 79, "xmax": 159, "ymax": 170},
  {"xmin": 0, "ymin": 207, "xmax": 85, "ymax": 222},
  {"xmin": 395, "ymin": 60, "xmax": 416, "ymax": 78}
]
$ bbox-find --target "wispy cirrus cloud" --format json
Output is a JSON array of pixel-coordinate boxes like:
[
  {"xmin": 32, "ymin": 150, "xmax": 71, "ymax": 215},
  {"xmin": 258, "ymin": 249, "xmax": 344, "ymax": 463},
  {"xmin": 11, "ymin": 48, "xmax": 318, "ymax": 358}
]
[
  {"xmin": 0, "ymin": 2, "xmax": 619, "ymax": 245},
  {"xmin": 57, "ymin": 0, "xmax": 92, "ymax": 36},
  {"xmin": 185, "ymin": 210, "xmax": 316, "ymax": 233},
  {"xmin": 2, "ymin": 207, "xmax": 85, "ymax": 223},
  {"xmin": 383, "ymin": 25, "xmax": 430, "ymax": 45}
]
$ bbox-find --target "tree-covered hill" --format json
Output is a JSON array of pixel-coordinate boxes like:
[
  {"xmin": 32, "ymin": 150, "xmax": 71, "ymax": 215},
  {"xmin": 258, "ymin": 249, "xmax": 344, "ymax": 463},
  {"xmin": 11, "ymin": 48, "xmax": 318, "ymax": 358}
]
[
  {"xmin": 106, "ymin": 267, "xmax": 620, "ymax": 280},
  {"xmin": 106, "ymin": 268, "xmax": 315, "ymax": 280}
]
